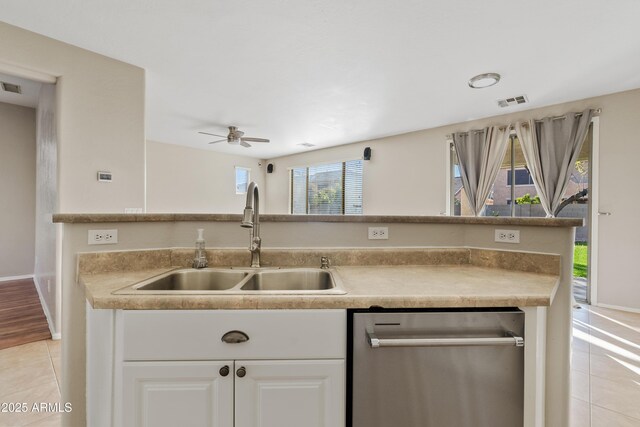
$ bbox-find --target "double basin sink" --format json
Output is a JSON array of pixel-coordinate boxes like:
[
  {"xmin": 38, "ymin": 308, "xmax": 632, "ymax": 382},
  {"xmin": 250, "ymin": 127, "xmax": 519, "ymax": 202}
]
[{"xmin": 114, "ymin": 267, "xmax": 346, "ymax": 295}]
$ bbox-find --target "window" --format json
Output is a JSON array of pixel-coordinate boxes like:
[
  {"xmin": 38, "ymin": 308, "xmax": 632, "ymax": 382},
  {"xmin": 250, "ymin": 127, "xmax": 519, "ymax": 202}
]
[
  {"xmin": 290, "ymin": 160, "xmax": 363, "ymax": 214},
  {"xmin": 235, "ymin": 167, "xmax": 250, "ymax": 194},
  {"xmin": 450, "ymin": 122, "xmax": 592, "ymax": 217},
  {"xmin": 507, "ymin": 168, "xmax": 534, "ymax": 186}
]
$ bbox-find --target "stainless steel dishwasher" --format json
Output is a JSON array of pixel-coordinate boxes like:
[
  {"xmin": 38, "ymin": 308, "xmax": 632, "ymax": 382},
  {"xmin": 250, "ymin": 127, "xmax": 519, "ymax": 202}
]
[{"xmin": 351, "ymin": 309, "xmax": 525, "ymax": 427}]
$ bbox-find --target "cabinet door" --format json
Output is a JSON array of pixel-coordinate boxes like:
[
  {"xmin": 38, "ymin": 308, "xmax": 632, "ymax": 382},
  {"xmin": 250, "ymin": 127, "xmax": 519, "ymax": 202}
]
[
  {"xmin": 121, "ymin": 361, "xmax": 233, "ymax": 427},
  {"xmin": 234, "ymin": 359, "xmax": 345, "ymax": 427}
]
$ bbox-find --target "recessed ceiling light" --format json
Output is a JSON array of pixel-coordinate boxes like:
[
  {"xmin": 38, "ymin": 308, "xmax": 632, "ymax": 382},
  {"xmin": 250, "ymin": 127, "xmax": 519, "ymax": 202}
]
[
  {"xmin": 297, "ymin": 143, "xmax": 315, "ymax": 148},
  {"xmin": 468, "ymin": 73, "xmax": 501, "ymax": 89}
]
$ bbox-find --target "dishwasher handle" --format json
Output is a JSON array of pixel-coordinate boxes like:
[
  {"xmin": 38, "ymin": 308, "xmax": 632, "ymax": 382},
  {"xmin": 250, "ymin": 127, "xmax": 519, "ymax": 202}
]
[{"xmin": 367, "ymin": 331, "xmax": 524, "ymax": 348}]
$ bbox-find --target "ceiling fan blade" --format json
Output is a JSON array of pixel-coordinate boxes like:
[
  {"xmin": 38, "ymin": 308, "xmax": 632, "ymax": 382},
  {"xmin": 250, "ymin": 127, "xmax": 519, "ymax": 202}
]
[
  {"xmin": 242, "ymin": 137, "xmax": 270, "ymax": 143},
  {"xmin": 240, "ymin": 141, "xmax": 252, "ymax": 148},
  {"xmin": 208, "ymin": 139, "xmax": 227, "ymax": 144},
  {"xmin": 199, "ymin": 131, "xmax": 227, "ymax": 138}
]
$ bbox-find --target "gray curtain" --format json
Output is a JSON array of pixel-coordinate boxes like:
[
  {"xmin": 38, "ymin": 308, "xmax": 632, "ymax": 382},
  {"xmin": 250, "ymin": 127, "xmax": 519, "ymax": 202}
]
[
  {"xmin": 453, "ymin": 126, "xmax": 510, "ymax": 216},
  {"xmin": 515, "ymin": 109, "xmax": 593, "ymax": 217}
]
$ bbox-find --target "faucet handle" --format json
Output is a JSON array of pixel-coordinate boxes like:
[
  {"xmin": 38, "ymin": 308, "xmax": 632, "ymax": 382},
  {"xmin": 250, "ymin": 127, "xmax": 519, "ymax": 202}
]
[
  {"xmin": 320, "ymin": 257, "xmax": 330, "ymax": 269},
  {"xmin": 251, "ymin": 236, "xmax": 261, "ymax": 251}
]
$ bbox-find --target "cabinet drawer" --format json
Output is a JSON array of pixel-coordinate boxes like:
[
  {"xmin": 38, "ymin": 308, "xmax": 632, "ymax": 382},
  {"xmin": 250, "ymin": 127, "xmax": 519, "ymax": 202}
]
[{"xmin": 119, "ymin": 309, "xmax": 346, "ymax": 361}]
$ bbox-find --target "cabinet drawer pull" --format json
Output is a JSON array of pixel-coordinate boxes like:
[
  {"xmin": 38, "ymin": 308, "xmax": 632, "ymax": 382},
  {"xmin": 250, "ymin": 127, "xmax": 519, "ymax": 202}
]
[
  {"xmin": 221, "ymin": 330, "xmax": 250, "ymax": 344},
  {"xmin": 219, "ymin": 365, "xmax": 230, "ymax": 377},
  {"xmin": 236, "ymin": 366, "xmax": 246, "ymax": 378}
]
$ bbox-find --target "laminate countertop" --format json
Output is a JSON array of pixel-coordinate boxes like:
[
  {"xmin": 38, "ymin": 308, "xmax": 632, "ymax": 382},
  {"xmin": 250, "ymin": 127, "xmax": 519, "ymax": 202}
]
[
  {"xmin": 81, "ymin": 264, "xmax": 560, "ymax": 310},
  {"xmin": 55, "ymin": 212, "xmax": 583, "ymax": 227}
]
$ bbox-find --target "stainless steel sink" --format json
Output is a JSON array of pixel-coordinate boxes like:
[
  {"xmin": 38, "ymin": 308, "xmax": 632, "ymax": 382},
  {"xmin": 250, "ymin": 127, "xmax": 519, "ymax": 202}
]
[
  {"xmin": 133, "ymin": 269, "xmax": 249, "ymax": 292},
  {"xmin": 240, "ymin": 269, "xmax": 336, "ymax": 292},
  {"xmin": 114, "ymin": 267, "xmax": 346, "ymax": 295}
]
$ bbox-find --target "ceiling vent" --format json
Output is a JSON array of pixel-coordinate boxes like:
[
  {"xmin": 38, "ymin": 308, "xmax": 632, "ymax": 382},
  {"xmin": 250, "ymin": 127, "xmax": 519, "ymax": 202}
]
[
  {"xmin": 297, "ymin": 143, "xmax": 315, "ymax": 148},
  {"xmin": 1, "ymin": 82, "xmax": 22, "ymax": 94},
  {"xmin": 497, "ymin": 95, "xmax": 528, "ymax": 108}
]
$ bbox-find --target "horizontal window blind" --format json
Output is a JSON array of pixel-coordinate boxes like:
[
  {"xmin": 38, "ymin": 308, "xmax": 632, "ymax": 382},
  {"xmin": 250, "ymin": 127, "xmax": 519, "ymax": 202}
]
[
  {"xmin": 291, "ymin": 167, "xmax": 307, "ymax": 214},
  {"xmin": 290, "ymin": 160, "xmax": 363, "ymax": 215},
  {"xmin": 344, "ymin": 160, "xmax": 363, "ymax": 214},
  {"xmin": 308, "ymin": 162, "xmax": 343, "ymax": 214}
]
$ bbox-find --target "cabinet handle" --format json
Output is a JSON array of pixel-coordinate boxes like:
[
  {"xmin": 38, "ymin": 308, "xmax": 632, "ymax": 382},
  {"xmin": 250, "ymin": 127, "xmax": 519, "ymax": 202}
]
[
  {"xmin": 221, "ymin": 330, "xmax": 250, "ymax": 344},
  {"xmin": 236, "ymin": 366, "xmax": 246, "ymax": 378},
  {"xmin": 219, "ymin": 365, "xmax": 230, "ymax": 377}
]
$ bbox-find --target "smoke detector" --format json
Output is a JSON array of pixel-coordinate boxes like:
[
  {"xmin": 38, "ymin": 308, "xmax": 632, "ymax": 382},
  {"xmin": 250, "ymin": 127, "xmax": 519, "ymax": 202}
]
[
  {"xmin": 497, "ymin": 95, "xmax": 528, "ymax": 108},
  {"xmin": 1, "ymin": 82, "xmax": 22, "ymax": 94}
]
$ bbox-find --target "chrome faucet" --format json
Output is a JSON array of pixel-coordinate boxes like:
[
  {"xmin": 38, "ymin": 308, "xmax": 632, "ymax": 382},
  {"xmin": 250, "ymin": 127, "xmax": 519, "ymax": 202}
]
[{"xmin": 240, "ymin": 181, "xmax": 261, "ymax": 268}]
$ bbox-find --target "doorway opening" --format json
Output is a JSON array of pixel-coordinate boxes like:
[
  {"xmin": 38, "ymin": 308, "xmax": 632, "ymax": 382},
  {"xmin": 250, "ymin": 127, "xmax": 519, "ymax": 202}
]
[{"xmin": 0, "ymin": 70, "xmax": 59, "ymax": 349}]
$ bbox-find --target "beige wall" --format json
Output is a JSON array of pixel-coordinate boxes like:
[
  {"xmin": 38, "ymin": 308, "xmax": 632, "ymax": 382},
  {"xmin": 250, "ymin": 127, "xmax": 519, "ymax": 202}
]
[
  {"xmin": 0, "ymin": 102, "xmax": 35, "ymax": 277},
  {"xmin": 146, "ymin": 141, "xmax": 266, "ymax": 213},
  {"xmin": 0, "ymin": 21, "xmax": 145, "ymax": 213},
  {"xmin": 265, "ymin": 88, "xmax": 640, "ymax": 311},
  {"xmin": 265, "ymin": 131, "xmax": 447, "ymax": 215}
]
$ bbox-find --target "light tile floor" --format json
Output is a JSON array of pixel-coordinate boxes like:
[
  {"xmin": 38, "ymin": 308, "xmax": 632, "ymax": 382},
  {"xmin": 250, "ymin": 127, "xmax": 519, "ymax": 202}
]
[
  {"xmin": 0, "ymin": 340, "xmax": 62, "ymax": 427},
  {"xmin": 0, "ymin": 305, "xmax": 638, "ymax": 426},
  {"xmin": 571, "ymin": 304, "xmax": 640, "ymax": 426}
]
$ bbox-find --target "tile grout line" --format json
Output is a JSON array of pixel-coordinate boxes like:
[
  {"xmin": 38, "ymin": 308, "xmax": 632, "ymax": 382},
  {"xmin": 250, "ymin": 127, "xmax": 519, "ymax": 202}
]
[{"xmin": 45, "ymin": 341, "xmax": 61, "ymax": 395}]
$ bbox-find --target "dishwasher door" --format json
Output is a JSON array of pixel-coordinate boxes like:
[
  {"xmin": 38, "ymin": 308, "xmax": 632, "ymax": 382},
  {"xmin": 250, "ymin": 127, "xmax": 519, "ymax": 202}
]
[{"xmin": 351, "ymin": 309, "xmax": 524, "ymax": 427}]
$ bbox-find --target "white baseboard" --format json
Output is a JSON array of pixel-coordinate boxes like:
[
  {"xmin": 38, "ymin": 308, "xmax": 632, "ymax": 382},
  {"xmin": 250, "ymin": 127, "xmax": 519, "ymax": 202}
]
[
  {"xmin": 0, "ymin": 274, "xmax": 34, "ymax": 282},
  {"xmin": 595, "ymin": 303, "xmax": 640, "ymax": 314},
  {"xmin": 32, "ymin": 276, "xmax": 60, "ymax": 339}
]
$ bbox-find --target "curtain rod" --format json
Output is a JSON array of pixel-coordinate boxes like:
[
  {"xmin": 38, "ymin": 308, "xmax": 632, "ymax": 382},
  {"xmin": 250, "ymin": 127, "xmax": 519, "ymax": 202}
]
[{"xmin": 446, "ymin": 108, "xmax": 601, "ymax": 140}]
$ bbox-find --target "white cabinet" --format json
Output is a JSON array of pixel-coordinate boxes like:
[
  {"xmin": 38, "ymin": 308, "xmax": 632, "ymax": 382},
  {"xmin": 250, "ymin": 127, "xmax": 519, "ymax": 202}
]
[
  {"xmin": 235, "ymin": 360, "xmax": 344, "ymax": 427},
  {"xmin": 122, "ymin": 361, "xmax": 234, "ymax": 427},
  {"xmin": 119, "ymin": 359, "xmax": 344, "ymax": 427},
  {"xmin": 88, "ymin": 309, "xmax": 347, "ymax": 427}
]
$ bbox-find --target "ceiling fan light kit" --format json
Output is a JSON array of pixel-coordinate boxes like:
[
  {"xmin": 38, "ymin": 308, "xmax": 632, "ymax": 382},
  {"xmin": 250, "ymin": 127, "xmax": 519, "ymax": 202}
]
[{"xmin": 198, "ymin": 126, "xmax": 270, "ymax": 148}]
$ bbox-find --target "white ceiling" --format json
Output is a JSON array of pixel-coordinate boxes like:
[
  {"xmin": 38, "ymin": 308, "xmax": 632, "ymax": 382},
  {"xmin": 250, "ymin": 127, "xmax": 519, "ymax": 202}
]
[
  {"xmin": 1, "ymin": 0, "xmax": 639, "ymax": 158},
  {"xmin": 0, "ymin": 72, "xmax": 41, "ymax": 108}
]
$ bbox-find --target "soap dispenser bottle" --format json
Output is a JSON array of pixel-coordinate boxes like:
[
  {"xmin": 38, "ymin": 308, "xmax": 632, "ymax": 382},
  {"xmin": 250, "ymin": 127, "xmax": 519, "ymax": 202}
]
[{"xmin": 192, "ymin": 228, "xmax": 208, "ymax": 268}]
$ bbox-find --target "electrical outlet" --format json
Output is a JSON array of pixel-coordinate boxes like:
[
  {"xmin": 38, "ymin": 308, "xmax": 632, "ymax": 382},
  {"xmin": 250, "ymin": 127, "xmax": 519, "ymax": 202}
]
[
  {"xmin": 494, "ymin": 229, "xmax": 520, "ymax": 244},
  {"xmin": 368, "ymin": 227, "xmax": 389, "ymax": 240},
  {"xmin": 88, "ymin": 229, "xmax": 118, "ymax": 245}
]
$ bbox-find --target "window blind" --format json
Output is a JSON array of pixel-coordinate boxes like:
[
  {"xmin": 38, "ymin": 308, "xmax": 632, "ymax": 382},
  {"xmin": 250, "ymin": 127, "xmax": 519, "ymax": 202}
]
[
  {"xmin": 291, "ymin": 167, "xmax": 307, "ymax": 214},
  {"xmin": 308, "ymin": 162, "xmax": 343, "ymax": 214},
  {"xmin": 344, "ymin": 160, "xmax": 363, "ymax": 214},
  {"xmin": 290, "ymin": 160, "xmax": 363, "ymax": 214}
]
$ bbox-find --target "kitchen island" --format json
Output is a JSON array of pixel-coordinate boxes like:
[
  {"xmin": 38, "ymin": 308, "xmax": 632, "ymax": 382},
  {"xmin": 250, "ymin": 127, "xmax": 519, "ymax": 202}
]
[{"xmin": 54, "ymin": 214, "xmax": 581, "ymax": 426}]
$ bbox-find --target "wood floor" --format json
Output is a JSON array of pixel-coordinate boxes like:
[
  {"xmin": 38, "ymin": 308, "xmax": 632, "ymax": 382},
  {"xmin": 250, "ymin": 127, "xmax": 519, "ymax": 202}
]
[{"xmin": 0, "ymin": 279, "xmax": 51, "ymax": 350}]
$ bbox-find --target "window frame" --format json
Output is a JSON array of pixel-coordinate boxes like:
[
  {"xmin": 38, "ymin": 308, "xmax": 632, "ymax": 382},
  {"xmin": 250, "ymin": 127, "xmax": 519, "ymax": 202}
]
[
  {"xmin": 289, "ymin": 159, "xmax": 363, "ymax": 215},
  {"xmin": 448, "ymin": 121, "xmax": 595, "ymax": 217},
  {"xmin": 235, "ymin": 166, "xmax": 251, "ymax": 195}
]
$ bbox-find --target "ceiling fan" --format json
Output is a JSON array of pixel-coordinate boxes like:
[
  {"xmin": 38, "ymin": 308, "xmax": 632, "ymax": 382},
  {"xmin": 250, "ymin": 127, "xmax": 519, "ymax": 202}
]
[{"xmin": 199, "ymin": 126, "xmax": 270, "ymax": 148}]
